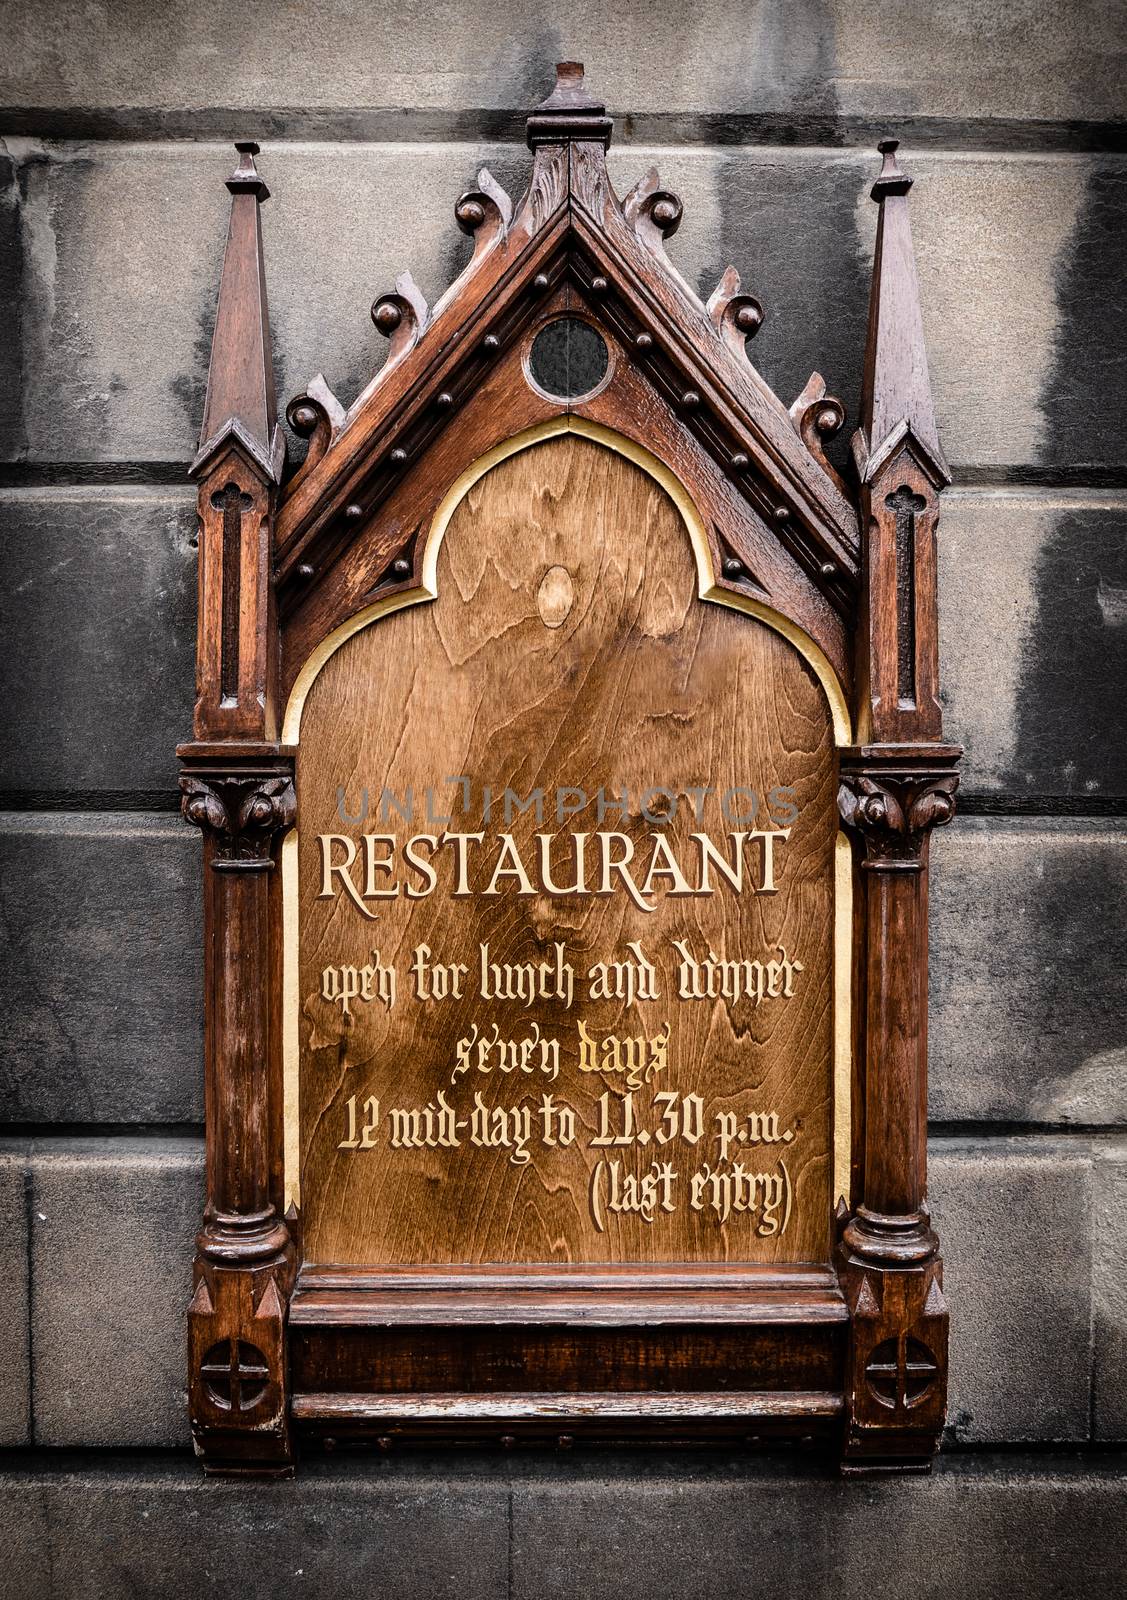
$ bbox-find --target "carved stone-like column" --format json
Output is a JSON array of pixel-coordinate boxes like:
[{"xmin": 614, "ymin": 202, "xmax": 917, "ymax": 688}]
[
  {"xmin": 836, "ymin": 745, "xmax": 958, "ymax": 1470},
  {"xmin": 180, "ymin": 750, "xmax": 296, "ymax": 1474},
  {"xmin": 837, "ymin": 139, "xmax": 961, "ymax": 1472},
  {"xmin": 179, "ymin": 140, "xmax": 295, "ymax": 1475}
]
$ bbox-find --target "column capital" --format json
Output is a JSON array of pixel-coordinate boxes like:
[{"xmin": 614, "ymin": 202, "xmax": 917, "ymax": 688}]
[
  {"xmin": 179, "ymin": 745, "xmax": 296, "ymax": 869},
  {"xmin": 838, "ymin": 745, "xmax": 961, "ymax": 868}
]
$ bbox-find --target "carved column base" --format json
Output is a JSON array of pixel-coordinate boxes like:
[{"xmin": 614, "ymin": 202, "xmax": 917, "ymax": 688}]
[
  {"xmin": 188, "ymin": 1241, "xmax": 297, "ymax": 1476},
  {"xmin": 843, "ymin": 1205, "xmax": 938, "ymax": 1265},
  {"xmin": 836, "ymin": 1238, "xmax": 948, "ymax": 1474}
]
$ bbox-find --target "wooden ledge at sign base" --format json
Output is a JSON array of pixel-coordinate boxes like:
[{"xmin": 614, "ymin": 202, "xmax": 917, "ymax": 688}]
[{"xmin": 179, "ymin": 64, "xmax": 959, "ymax": 1476}]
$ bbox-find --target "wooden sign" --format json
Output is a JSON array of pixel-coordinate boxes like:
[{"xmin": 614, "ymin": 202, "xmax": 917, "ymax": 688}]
[
  {"xmin": 293, "ymin": 429, "xmax": 842, "ymax": 1268},
  {"xmin": 179, "ymin": 64, "xmax": 959, "ymax": 1477}
]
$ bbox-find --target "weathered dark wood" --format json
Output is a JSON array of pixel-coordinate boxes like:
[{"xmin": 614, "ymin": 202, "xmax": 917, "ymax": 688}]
[
  {"xmin": 292, "ymin": 1323, "xmax": 843, "ymax": 1395},
  {"xmin": 179, "ymin": 62, "xmax": 958, "ymax": 1475},
  {"xmin": 292, "ymin": 1385, "xmax": 845, "ymax": 1450},
  {"xmin": 179, "ymin": 142, "xmax": 296, "ymax": 1474},
  {"xmin": 290, "ymin": 1261, "xmax": 849, "ymax": 1323},
  {"xmin": 178, "ymin": 746, "xmax": 297, "ymax": 1474},
  {"xmin": 834, "ymin": 137, "xmax": 961, "ymax": 1472},
  {"xmin": 294, "ymin": 1392, "xmax": 843, "ymax": 1418}
]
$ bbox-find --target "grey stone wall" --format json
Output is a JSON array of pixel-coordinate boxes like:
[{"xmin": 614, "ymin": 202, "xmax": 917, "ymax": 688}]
[{"xmin": 0, "ymin": 2, "xmax": 1124, "ymax": 1593}]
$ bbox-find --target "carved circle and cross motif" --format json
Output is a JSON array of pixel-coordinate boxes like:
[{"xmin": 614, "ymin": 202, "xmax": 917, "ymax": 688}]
[
  {"xmin": 200, "ymin": 1338, "xmax": 271, "ymax": 1412},
  {"xmin": 864, "ymin": 1336, "xmax": 939, "ymax": 1410}
]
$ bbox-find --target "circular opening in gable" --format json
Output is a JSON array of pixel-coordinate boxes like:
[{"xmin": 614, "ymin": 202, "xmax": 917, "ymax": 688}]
[{"xmin": 527, "ymin": 318, "xmax": 609, "ymax": 401}]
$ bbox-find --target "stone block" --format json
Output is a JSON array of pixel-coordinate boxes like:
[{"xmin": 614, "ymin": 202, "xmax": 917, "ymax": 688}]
[
  {"xmin": 930, "ymin": 1135, "xmax": 1093, "ymax": 1443},
  {"xmin": 0, "ymin": 817, "xmax": 1119, "ymax": 1141},
  {"xmin": 0, "ymin": 0, "xmax": 1122, "ymax": 128},
  {"xmin": 940, "ymin": 492, "xmax": 1127, "ymax": 798},
  {"xmin": 0, "ymin": 482, "xmax": 1121, "ymax": 806},
  {"xmin": 5, "ymin": 140, "xmax": 524, "ymax": 466},
  {"xmin": 509, "ymin": 1453, "xmax": 1127, "ymax": 1600},
  {"xmin": 0, "ymin": 487, "xmax": 197, "ymax": 796},
  {"xmin": 0, "ymin": 1140, "xmax": 30, "ymax": 1444},
  {"xmin": 0, "ymin": 1453, "xmax": 1124, "ymax": 1599},
  {"xmin": 6, "ymin": 141, "xmax": 1125, "ymax": 479},
  {"xmin": 1093, "ymin": 1138, "xmax": 1127, "ymax": 1440},
  {"xmin": 0, "ymin": 813, "xmax": 202, "ymax": 1124},
  {"xmin": 29, "ymin": 1137, "xmax": 203, "ymax": 1446},
  {"xmin": 930, "ymin": 819, "xmax": 1127, "ymax": 1125},
  {"xmin": 0, "ymin": 1454, "xmax": 510, "ymax": 1599},
  {"xmin": 0, "ymin": 150, "xmax": 22, "ymax": 460}
]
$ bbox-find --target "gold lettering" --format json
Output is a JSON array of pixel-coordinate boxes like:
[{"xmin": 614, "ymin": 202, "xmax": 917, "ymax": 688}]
[
  {"xmin": 482, "ymin": 832, "xmax": 535, "ymax": 895},
  {"xmin": 321, "ymin": 950, "xmax": 396, "ymax": 1014},
  {"xmin": 479, "ymin": 941, "xmax": 574, "ymax": 1009},
  {"xmin": 388, "ymin": 1089, "xmax": 460, "ymax": 1151},
  {"xmin": 317, "ymin": 834, "xmax": 378, "ymax": 920},
  {"xmin": 672, "ymin": 940, "xmax": 803, "ymax": 1004},
  {"xmin": 339, "ymin": 1094, "xmax": 379, "ymax": 1149},
  {"xmin": 691, "ymin": 831, "xmax": 746, "ymax": 894},
  {"xmin": 596, "ymin": 832, "xmax": 655, "ymax": 913},
  {"xmin": 410, "ymin": 944, "xmax": 467, "ymax": 1000},
  {"xmin": 442, "ymin": 831, "xmax": 485, "ymax": 895},
  {"xmin": 639, "ymin": 833, "xmax": 694, "ymax": 898},
  {"xmin": 590, "ymin": 1088, "xmax": 640, "ymax": 1147},
  {"xmin": 586, "ymin": 941, "xmax": 659, "ymax": 1005},
  {"xmin": 749, "ymin": 827, "xmax": 790, "ymax": 893},
  {"xmin": 689, "ymin": 1159, "xmax": 791, "ymax": 1235},
  {"xmin": 577, "ymin": 1019, "xmax": 670, "ymax": 1092},
  {"xmin": 714, "ymin": 1109, "xmax": 794, "ymax": 1162},
  {"xmin": 403, "ymin": 833, "xmax": 439, "ymax": 897},
  {"xmin": 451, "ymin": 1021, "xmax": 560, "ymax": 1083},
  {"xmin": 536, "ymin": 831, "xmax": 591, "ymax": 894},
  {"xmin": 469, "ymin": 1092, "xmax": 532, "ymax": 1165},
  {"xmin": 362, "ymin": 833, "xmax": 399, "ymax": 898},
  {"xmin": 603, "ymin": 1158, "xmax": 678, "ymax": 1224}
]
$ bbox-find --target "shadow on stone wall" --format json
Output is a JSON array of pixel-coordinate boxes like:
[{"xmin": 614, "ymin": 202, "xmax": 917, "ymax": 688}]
[
  {"xmin": 1012, "ymin": 162, "xmax": 1127, "ymax": 799},
  {"xmin": 695, "ymin": 0, "xmax": 868, "ymax": 473}
]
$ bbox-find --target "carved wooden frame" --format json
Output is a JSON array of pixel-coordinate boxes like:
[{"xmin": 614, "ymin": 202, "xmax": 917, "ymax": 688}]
[{"xmin": 179, "ymin": 66, "xmax": 959, "ymax": 1476}]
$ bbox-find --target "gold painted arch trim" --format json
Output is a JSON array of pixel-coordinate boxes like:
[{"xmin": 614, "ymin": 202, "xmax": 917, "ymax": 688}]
[
  {"xmin": 281, "ymin": 417, "xmax": 853, "ymax": 1213},
  {"xmin": 282, "ymin": 416, "xmax": 852, "ymax": 747}
]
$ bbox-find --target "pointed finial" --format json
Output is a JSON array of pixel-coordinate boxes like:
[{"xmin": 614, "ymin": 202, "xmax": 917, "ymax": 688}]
[
  {"xmin": 226, "ymin": 140, "xmax": 269, "ymax": 200},
  {"xmin": 191, "ymin": 140, "xmax": 281, "ymax": 482},
  {"xmin": 370, "ymin": 271, "xmax": 430, "ymax": 379},
  {"xmin": 527, "ymin": 61, "xmax": 612, "ymax": 149},
  {"xmin": 870, "ymin": 138, "xmax": 912, "ymax": 201},
  {"xmin": 537, "ymin": 62, "xmax": 599, "ymax": 110},
  {"xmin": 706, "ymin": 265, "xmax": 764, "ymax": 353},
  {"xmin": 857, "ymin": 139, "xmax": 948, "ymax": 484}
]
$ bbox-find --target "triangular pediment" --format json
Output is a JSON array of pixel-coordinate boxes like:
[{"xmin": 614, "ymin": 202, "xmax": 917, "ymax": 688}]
[
  {"xmin": 273, "ymin": 66, "xmax": 863, "ymax": 666},
  {"xmin": 853, "ymin": 417, "xmax": 952, "ymax": 491},
  {"xmin": 191, "ymin": 416, "xmax": 285, "ymax": 485}
]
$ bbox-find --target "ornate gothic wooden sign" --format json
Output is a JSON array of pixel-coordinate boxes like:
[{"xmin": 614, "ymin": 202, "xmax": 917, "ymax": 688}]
[{"xmin": 179, "ymin": 64, "xmax": 959, "ymax": 1476}]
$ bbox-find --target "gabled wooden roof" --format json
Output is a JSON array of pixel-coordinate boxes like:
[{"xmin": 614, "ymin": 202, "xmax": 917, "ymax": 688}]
[
  {"xmin": 269, "ymin": 66, "xmax": 862, "ymax": 640},
  {"xmin": 190, "ymin": 63, "xmax": 948, "ymax": 715}
]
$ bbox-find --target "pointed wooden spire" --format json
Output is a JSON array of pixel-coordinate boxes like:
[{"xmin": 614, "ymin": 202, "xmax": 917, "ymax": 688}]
[
  {"xmin": 847, "ymin": 140, "xmax": 955, "ymax": 746},
  {"xmin": 191, "ymin": 141, "xmax": 283, "ymax": 483},
  {"xmin": 526, "ymin": 61, "xmax": 612, "ymax": 149},
  {"xmin": 857, "ymin": 140, "xmax": 948, "ymax": 486}
]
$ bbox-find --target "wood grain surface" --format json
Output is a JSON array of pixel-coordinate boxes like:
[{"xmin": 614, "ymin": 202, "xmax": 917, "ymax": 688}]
[{"xmin": 296, "ymin": 436, "xmax": 836, "ymax": 1266}]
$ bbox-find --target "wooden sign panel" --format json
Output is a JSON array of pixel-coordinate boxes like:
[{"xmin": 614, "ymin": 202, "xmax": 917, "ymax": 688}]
[
  {"xmin": 293, "ymin": 433, "xmax": 842, "ymax": 1268},
  {"xmin": 180, "ymin": 65, "xmax": 959, "ymax": 1475}
]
